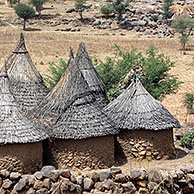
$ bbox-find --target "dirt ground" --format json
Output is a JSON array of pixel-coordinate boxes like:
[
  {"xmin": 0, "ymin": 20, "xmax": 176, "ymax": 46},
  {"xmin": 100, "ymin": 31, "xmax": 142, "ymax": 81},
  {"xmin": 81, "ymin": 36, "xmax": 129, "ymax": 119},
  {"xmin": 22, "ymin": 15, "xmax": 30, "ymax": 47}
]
[{"xmin": 0, "ymin": 1, "xmax": 193, "ymax": 172}]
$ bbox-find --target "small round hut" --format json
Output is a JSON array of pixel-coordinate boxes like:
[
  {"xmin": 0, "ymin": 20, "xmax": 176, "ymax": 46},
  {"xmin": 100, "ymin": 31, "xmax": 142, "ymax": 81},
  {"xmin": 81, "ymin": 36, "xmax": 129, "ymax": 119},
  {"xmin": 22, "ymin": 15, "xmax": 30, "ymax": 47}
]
[
  {"xmin": 4, "ymin": 33, "xmax": 49, "ymax": 113},
  {"xmin": 75, "ymin": 43, "xmax": 109, "ymax": 107},
  {"xmin": 42, "ymin": 54, "xmax": 118, "ymax": 170},
  {"xmin": 0, "ymin": 66, "xmax": 48, "ymax": 173},
  {"xmin": 105, "ymin": 71, "xmax": 180, "ymax": 160}
]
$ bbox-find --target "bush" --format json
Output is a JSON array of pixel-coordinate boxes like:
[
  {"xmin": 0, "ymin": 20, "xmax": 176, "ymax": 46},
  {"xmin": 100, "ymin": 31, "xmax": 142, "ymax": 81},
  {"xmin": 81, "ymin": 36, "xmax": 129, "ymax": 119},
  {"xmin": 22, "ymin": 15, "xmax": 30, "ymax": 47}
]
[
  {"xmin": 74, "ymin": 0, "xmax": 87, "ymax": 21},
  {"xmin": 171, "ymin": 17, "xmax": 194, "ymax": 50},
  {"xmin": 9, "ymin": 0, "xmax": 19, "ymax": 6},
  {"xmin": 30, "ymin": 0, "xmax": 47, "ymax": 15},
  {"xmin": 183, "ymin": 93, "xmax": 194, "ymax": 114},
  {"xmin": 96, "ymin": 45, "xmax": 181, "ymax": 101},
  {"xmin": 178, "ymin": 130, "xmax": 194, "ymax": 149},
  {"xmin": 101, "ymin": 4, "xmax": 114, "ymax": 18},
  {"xmin": 162, "ymin": 0, "xmax": 174, "ymax": 19},
  {"xmin": 14, "ymin": 4, "xmax": 35, "ymax": 30},
  {"xmin": 44, "ymin": 59, "xmax": 67, "ymax": 89}
]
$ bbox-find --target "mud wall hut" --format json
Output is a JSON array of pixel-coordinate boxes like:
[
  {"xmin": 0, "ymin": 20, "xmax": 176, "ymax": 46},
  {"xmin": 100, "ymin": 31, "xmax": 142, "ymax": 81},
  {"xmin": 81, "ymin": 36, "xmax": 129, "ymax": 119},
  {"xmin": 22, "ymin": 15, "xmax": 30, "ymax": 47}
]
[
  {"xmin": 4, "ymin": 33, "xmax": 49, "ymax": 114},
  {"xmin": 0, "ymin": 66, "xmax": 48, "ymax": 173},
  {"xmin": 105, "ymin": 71, "xmax": 180, "ymax": 160}
]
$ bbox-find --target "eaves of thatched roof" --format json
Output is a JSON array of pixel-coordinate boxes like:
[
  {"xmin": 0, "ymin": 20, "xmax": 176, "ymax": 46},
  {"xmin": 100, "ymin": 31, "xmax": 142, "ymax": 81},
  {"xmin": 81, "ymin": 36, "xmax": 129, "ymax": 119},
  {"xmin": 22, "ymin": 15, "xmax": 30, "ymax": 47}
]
[
  {"xmin": 4, "ymin": 33, "xmax": 49, "ymax": 113},
  {"xmin": 104, "ymin": 71, "xmax": 181, "ymax": 131},
  {"xmin": 0, "ymin": 66, "xmax": 48, "ymax": 145},
  {"xmin": 75, "ymin": 43, "xmax": 109, "ymax": 106}
]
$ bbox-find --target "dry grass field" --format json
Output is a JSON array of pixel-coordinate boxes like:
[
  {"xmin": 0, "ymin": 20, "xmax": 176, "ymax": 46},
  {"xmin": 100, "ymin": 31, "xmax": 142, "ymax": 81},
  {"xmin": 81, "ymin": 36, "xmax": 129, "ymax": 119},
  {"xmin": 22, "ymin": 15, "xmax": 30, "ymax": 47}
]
[{"xmin": 0, "ymin": 0, "xmax": 194, "ymax": 127}]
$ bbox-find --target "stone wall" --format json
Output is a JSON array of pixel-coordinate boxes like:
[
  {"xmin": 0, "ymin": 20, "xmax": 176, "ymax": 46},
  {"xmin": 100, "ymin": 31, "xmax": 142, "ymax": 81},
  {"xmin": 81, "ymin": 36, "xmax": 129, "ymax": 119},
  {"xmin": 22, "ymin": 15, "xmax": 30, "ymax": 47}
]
[
  {"xmin": 44, "ymin": 135, "xmax": 115, "ymax": 170},
  {"xmin": 117, "ymin": 129, "xmax": 175, "ymax": 160},
  {"xmin": 0, "ymin": 142, "xmax": 43, "ymax": 174},
  {"xmin": 0, "ymin": 164, "xmax": 194, "ymax": 194}
]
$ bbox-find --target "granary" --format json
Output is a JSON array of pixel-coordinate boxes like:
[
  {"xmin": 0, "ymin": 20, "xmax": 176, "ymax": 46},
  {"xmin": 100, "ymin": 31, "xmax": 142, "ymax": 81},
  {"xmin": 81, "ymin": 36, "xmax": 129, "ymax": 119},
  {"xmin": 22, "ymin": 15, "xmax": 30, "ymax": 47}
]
[
  {"xmin": 4, "ymin": 33, "xmax": 49, "ymax": 113},
  {"xmin": 0, "ymin": 65, "xmax": 47, "ymax": 173},
  {"xmin": 75, "ymin": 43, "xmax": 109, "ymax": 107},
  {"xmin": 43, "ymin": 53, "xmax": 118, "ymax": 170},
  {"xmin": 104, "ymin": 70, "xmax": 181, "ymax": 160}
]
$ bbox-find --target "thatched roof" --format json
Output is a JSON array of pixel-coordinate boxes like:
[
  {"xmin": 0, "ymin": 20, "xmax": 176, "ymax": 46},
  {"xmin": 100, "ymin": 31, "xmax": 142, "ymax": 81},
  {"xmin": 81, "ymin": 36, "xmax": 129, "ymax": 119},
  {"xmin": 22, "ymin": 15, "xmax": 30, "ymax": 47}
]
[
  {"xmin": 4, "ymin": 33, "xmax": 49, "ymax": 113},
  {"xmin": 49, "ymin": 56, "xmax": 118, "ymax": 139},
  {"xmin": 75, "ymin": 43, "xmax": 109, "ymax": 107},
  {"xmin": 0, "ymin": 65, "xmax": 48, "ymax": 145},
  {"xmin": 104, "ymin": 71, "xmax": 181, "ymax": 131}
]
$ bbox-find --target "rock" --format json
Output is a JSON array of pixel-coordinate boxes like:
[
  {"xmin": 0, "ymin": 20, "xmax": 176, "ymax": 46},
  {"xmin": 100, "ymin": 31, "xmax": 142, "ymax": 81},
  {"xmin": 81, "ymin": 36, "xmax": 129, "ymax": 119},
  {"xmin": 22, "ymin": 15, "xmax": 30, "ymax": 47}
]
[
  {"xmin": 26, "ymin": 188, "xmax": 35, "ymax": 194},
  {"xmin": 34, "ymin": 180, "xmax": 43, "ymax": 190},
  {"xmin": 88, "ymin": 172, "xmax": 99, "ymax": 182},
  {"xmin": 76, "ymin": 176, "xmax": 83, "ymax": 185},
  {"xmin": 60, "ymin": 169, "xmax": 71, "ymax": 178},
  {"xmin": 10, "ymin": 172, "xmax": 21, "ymax": 180},
  {"xmin": 36, "ymin": 188, "xmax": 48, "ymax": 194},
  {"xmin": 137, "ymin": 180, "xmax": 147, "ymax": 187},
  {"xmin": 114, "ymin": 174, "xmax": 127, "ymax": 183},
  {"xmin": 2, "ymin": 179, "xmax": 12, "ymax": 189},
  {"xmin": 43, "ymin": 178, "xmax": 51, "ymax": 189},
  {"xmin": 93, "ymin": 20, "xmax": 101, "ymax": 26},
  {"xmin": 83, "ymin": 178, "xmax": 94, "ymax": 191},
  {"xmin": 13, "ymin": 178, "xmax": 27, "ymax": 191},
  {"xmin": 0, "ymin": 170, "xmax": 10, "ymax": 177},
  {"xmin": 70, "ymin": 174, "xmax": 77, "ymax": 183},
  {"xmin": 41, "ymin": 166, "xmax": 56, "ymax": 178},
  {"xmin": 60, "ymin": 182, "xmax": 69, "ymax": 192},
  {"xmin": 185, "ymin": 165, "xmax": 194, "ymax": 173},
  {"xmin": 130, "ymin": 169, "xmax": 147, "ymax": 180},
  {"xmin": 176, "ymin": 170, "xmax": 184, "ymax": 179},
  {"xmin": 99, "ymin": 171, "xmax": 112, "ymax": 181},
  {"xmin": 75, "ymin": 184, "xmax": 82, "ymax": 194},
  {"xmin": 139, "ymin": 187, "xmax": 149, "ymax": 194},
  {"xmin": 147, "ymin": 181, "xmax": 157, "ymax": 191},
  {"xmin": 27, "ymin": 176, "xmax": 35, "ymax": 186},
  {"xmin": 148, "ymin": 169, "xmax": 162, "ymax": 183},
  {"xmin": 94, "ymin": 182, "xmax": 104, "ymax": 191},
  {"xmin": 110, "ymin": 166, "xmax": 122, "ymax": 174},
  {"xmin": 69, "ymin": 182, "xmax": 76, "ymax": 191},
  {"xmin": 122, "ymin": 182, "xmax": 136, "ymax": 193},
  {"xmin": 182, "ymin": 183, "xmax": 194, "ymax": 193},
  {"xmin": 34, "ymin": 171, "xmax": 43, "ymax": 180},
  {"xmin": 104, "ymin": 179, "xmax": 115, "ymax": 190},
  {"xmin": 133, "ymin": 26, "xmax": 140, "ymax": 32},
  {"xmin": 66, "ymin": 8, "xmax": 75, "ymax": 13},
  {"xmin": 50, "ymin": 170, "xmax": 59, "ymax": 182},
  {"xmin": 134, "ymin": 20, "xmax": 147, "ymax": 26}
]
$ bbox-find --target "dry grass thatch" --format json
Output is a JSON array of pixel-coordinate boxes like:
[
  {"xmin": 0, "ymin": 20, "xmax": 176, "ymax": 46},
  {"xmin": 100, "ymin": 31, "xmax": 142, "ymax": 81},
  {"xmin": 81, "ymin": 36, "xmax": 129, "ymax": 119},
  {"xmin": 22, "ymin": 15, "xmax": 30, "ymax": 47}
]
[
  {"xmin": 0, "ymin": 65, "xmax": 48, "ymax": 144},
  {"xmin": 3, "ymin": 33, "xmax": 49, "ymax": 113},
  {"xmin": 104, "ymin": 70, "xmax": 181, "ymax": 131}
]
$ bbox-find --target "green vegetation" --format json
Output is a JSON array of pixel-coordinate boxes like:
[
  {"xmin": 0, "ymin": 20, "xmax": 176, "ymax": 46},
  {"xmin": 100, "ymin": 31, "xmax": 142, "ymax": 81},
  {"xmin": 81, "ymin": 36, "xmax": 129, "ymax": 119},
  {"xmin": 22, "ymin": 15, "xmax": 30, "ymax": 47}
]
[
  {"xmin": 101, "ymin": 4, "xmax": 114, "ymax": 18},
  {"xmin": 96, "ymin": 45, "xmax": 181, "ymax": 101},
  {"xmin": 74, "ymin": 0, "xmax": 87, "ymax": 21},
  {"xmin": 178, "ymin": 130, "xmax": 194, "ymax": 149},
  {"xmin": 112, "ymin": 0, "xmax": 129, "ymax": 21},
  {"xmin": 162, "ymin": 0, "xmax": 174, "ymax": 19},
  {"xmin": 183, "ymin": 93, "xmax": 194, "ymax": 114},
  {"xmin": 14, "ymin": 4, "xmax": 35, "ymax": 30},
  {"xmin": 171, "ymin": 17, "xmax": 194, "ymax": 50},
  {"xmin": 9, "ymin": 0, "xmax": 20, "ymax": 7},
  {"xmin": 30, "ymin": 0, "xmax": 47, "ymax": 16},
  {"xmin": 44, "ymin": 59, "xmax": 67, "ymax": 89}
]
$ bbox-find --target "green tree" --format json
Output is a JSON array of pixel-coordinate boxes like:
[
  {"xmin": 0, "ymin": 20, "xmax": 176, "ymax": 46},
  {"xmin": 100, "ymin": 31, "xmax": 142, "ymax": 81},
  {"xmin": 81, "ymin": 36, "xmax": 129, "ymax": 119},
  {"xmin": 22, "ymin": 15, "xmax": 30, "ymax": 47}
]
[
  {"xmin": 171, "ymin": 17, "xmax": 194, "ymax": 50},
  {"xmin": 162, "ymin": 0, "xmax": 174, "ymax": 20},
  {"xmin": 74, "ymin": 0, "xmax": 87, "ymax": 21},
  {"xmin": 112, "ymin": 0, "xmax": 129, "ymax": 21},
  {"xmin": 178, "ymin": 130, "xmax": 194, "ymax": 149},
  {"xmin": 101, "ymin": 4, "xmax": 114, "ymax": 18},
  {"xmin": 183, "ymin": 93, "xmax": 194, "ymax": 114},
  {"xmin": 96, "ymin": 45, "xmax": 181, "ymax": 101},
  {"xmin": 14, "ymin": 4, "xmax": 35, "ymax": 30},
  {"xmin": 30, "ymin": 0, "xmax": 47, "ymax": 16}
]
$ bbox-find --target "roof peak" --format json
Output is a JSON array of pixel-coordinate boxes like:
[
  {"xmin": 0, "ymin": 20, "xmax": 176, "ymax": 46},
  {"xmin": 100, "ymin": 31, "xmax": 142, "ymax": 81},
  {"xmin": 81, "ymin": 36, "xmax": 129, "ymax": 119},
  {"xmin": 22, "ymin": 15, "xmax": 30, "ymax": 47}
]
[
  {"xmin": 13, "ymin": 33, "xmax": 28, "ymax": 54},
  {"xmin": 0, "ymin": 60, "xmax": 8, "ymax": 78}
]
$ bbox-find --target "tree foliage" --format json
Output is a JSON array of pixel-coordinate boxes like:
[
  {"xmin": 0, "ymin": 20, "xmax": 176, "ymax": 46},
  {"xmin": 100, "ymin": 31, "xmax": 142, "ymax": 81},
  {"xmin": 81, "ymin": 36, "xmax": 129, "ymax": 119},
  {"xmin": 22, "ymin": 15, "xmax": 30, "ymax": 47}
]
[
  {"xmin": 30, "ymin": 0, "xmax": 47, "ymax": 15},
  {"xmin": 44, "ymin": 59, "xmax": 67, "ymax": 89},
  {"xmin": 162, "ymin": 0, "xmax": 174, "ymax": 19},
  {"xmin": 101, "ymin": 4, "xmax": 114, "ymax": 18},
  {"xmin": 14, "ymin": 4, "xmax": 35, "ymax": 30},
  {"xmin": 96, "ymin": 45, "xmax": 181, "ymax": 101},
  {"xmin": 178, "ymin": 130, "xmax": 194, "ymax": 149},
  {"xmin": 171, "ymin": 17, "xmax": 194, "ymax": 50},
  {"xmin": 74, "ymin": 0, "xmax": 87, "ymax": 21}
]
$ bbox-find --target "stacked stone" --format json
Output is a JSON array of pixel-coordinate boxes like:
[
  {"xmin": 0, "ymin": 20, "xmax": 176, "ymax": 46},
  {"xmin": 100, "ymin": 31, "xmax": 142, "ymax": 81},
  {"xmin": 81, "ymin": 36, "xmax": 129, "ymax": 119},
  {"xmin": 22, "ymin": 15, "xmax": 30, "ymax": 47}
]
[{"xmin": 0, "ymin": 165, "xmax": 193, "ymax": 193}]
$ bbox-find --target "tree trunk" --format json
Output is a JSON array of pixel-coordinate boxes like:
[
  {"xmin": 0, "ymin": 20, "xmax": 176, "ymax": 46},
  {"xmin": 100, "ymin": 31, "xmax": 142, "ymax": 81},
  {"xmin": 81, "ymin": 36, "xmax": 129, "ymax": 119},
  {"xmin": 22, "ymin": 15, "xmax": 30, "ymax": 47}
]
[
  {"xmin": 79, "ymin": 11, "xmax": 83, "ymax": 22},
  {"xmin": 23, "ymin": 19, "xmax": 26, "ymax": 31}
]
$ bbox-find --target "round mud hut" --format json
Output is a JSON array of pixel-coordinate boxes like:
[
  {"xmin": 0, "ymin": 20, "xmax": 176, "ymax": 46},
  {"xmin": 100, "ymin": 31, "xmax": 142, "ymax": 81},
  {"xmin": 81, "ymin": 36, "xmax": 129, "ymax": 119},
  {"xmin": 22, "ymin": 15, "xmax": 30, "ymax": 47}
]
[
  {"xmin": 104, "ymin": 71, "xmax": 181, "ymax": 160},
  {"xmin": 4, "ymin": 33, "xmax": 49, "ymax": 113},
  {"xmin": 0, "ymin": 66, "xmax": 48, "ymax": 173},
  {"xmin": 75, "ymin": 43, "xmax": 109, "ymax": 107},
  {"xmin": 42, "ymin": 55, "xmax": 118, "ymax": 170}
]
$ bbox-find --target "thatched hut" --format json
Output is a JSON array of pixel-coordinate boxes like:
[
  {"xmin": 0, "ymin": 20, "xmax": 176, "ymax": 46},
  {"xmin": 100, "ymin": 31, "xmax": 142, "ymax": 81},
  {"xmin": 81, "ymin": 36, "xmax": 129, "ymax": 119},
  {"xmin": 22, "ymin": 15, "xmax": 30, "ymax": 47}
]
[
  {"xmin": 43, "ymin": 55, "xmax": 118, "ymax": 170},
  {"xmin": 75, "ymin": 43, "xmax": 109, "ymax": 107},
  {"xmin": 4, "ymin": 33, "xmax": 49, "ymax": 113},
  {"xmin": 104, "ymin": 71, "xmax": 180, "ymax": 160},
  {"xmin": 0, "ymin": 66, "xmax": 48, "ymax": 173}
]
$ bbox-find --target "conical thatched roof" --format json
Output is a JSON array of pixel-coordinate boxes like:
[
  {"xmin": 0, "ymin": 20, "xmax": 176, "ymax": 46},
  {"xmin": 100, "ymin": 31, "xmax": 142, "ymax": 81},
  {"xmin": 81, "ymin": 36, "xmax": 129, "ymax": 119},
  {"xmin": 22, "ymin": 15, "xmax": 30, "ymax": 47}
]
[
  {"xmin": 49, "ymin": 56, "xmax": 118, "ymax": 139},
  {"xmin": 0, "ymin": 65, "xmax": 48, "ymax": 145},
  {"xmin": 75, "ymin": 43, "xmax": 109, "ymax": 107},
  {"xmin": 104, "ymin": 71, "xmax": 181, "ymax": 131},
  {"xmin": 4, "ymin": 33, "xmax": 49, "ymax": 113}
]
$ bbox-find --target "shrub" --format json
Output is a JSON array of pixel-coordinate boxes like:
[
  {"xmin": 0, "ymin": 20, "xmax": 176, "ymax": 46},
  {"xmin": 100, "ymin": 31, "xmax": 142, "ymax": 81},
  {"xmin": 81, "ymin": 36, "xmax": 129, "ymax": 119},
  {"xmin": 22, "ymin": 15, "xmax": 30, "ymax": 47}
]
[
  {"xmin": 162, "ymin": 0, "xmax": 174, "ymax": 19},
  {"xmin": 30, "ymin": 0, "xmax": 48, "ymax": 16},
  {"xmin": 14, "ymin": 4, "xmax": 35, "ymax": 30},
  {"xmin": 171, "ymin": 17, "xmax": 194, "ymax": 50},
  {"xmin": 44, "ymin": 59, "xmax": 67, "ymax": 89},
  {"xmin": 74, "ymin": 0, "xmax": 87, "ymax": 21},
  {"xmin": 183, "ymin": 93, "xmax": 194, "ymax": 114},
  {"xmin": 9, "ymin": 0, "xmax": 20, "ymax": 6},
  {"xmin": 96, "ymin": 45, "xmax": 181, "ymax": 101},
  {"xmin": 101, "ymin": 4, "xmax": 114, "ymax": 18},
  {"xmin": 178, "ymin": 130, "xmax": 194, "ymax": 149}
]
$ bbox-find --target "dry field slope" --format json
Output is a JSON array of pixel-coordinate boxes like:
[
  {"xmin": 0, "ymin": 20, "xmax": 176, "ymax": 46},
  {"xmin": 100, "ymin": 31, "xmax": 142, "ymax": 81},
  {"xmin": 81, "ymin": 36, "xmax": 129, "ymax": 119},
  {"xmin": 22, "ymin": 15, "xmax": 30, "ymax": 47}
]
[{"xmin": 0, "ymin": 1, "xmax": 194, "ymax": 126}]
